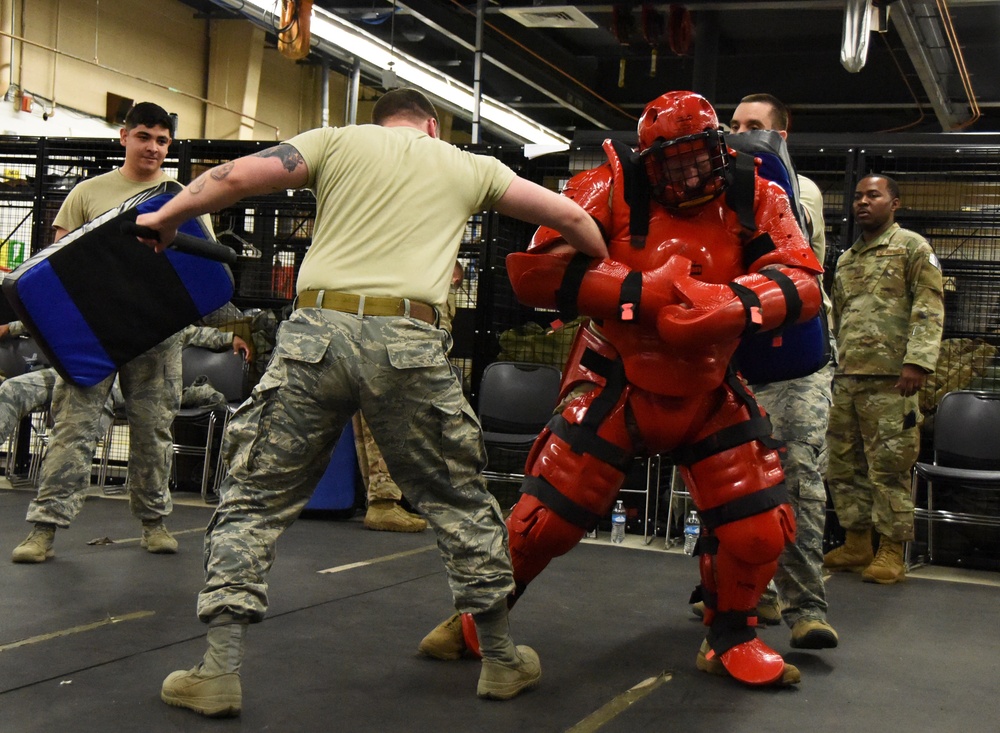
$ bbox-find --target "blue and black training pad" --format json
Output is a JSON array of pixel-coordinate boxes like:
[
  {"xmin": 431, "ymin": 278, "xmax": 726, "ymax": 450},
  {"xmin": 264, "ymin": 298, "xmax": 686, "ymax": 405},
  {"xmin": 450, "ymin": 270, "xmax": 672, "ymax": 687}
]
[{"xmin": 2, "ymin": 181, "xmax": 235, "ymax": 387}]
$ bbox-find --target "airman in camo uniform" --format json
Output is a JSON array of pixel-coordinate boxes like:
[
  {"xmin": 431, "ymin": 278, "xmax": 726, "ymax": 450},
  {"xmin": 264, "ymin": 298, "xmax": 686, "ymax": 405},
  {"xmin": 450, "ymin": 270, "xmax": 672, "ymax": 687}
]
[
  {"xmin": 10, "ymin": 102, "xmax": 203, "ymax": 563},
  {"xmin": 729, "ymin": 94, "xmax": 839, "ymax": 650},
  {"xmin": 824, "ymin": 173, "xmax": 944, "ymax": 585},
  {"xmin": 134, "ymin": 88, "xmax": 607, "ymax": 718}
]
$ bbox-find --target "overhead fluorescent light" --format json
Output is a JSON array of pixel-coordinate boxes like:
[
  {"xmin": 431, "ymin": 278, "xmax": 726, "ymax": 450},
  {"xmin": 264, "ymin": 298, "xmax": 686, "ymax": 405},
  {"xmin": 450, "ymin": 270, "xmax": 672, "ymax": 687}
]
[
  {"xmin": 499, "ymin": 6, "xmax": 598, "ymax": 29},
  {"xmin": 218, "ymin": 0, "xmax": 569, "ymax": 146}
]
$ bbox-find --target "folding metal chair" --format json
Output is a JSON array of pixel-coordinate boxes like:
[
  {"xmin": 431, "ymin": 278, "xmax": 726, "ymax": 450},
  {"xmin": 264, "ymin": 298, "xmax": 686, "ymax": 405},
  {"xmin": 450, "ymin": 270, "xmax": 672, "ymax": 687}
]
[
  {"xmin": 907, "ymin": 390, "xmax": 1000, "ymax": 568},
  {"xmin": 171, "ymin": 347, "xmax": 249, "ymax": 501},
  {"xmin": 478, "ymin": 361, "xmax": 562, "ymax": 493}
]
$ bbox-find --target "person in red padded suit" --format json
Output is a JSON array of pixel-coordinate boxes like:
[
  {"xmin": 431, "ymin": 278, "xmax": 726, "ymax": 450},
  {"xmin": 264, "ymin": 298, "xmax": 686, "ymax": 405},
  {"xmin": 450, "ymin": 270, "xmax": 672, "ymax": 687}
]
[{"xmin": 420, "ymin": 91, "xmax": 823, "ymax": 687}]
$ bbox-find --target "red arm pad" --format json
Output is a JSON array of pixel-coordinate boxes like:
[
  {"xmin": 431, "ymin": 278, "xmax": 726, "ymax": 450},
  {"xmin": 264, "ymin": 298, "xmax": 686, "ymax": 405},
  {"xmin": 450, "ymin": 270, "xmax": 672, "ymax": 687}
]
[
  {"xmin": 656, "ymin": 263, "xmax": 822, "ymax": 348},
  {"xmin": 506, "ymin": 251, "xmax": 677, "ymax": 324}
]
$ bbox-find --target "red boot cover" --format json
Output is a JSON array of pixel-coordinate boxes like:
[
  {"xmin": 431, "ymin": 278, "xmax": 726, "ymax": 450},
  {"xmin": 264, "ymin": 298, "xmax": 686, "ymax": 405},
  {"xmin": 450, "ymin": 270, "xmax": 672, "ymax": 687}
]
[
  {"xmin": 717, "ymin": 637, "xmax": 786, "ymax": 686},
  {"xmin": 460, "ymin": 612, "xmax": 481, "ymax": 659}
]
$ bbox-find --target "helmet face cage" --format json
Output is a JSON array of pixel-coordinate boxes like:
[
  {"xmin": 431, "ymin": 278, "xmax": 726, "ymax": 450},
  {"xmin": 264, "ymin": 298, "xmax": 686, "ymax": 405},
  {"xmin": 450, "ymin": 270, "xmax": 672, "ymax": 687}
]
[{"xmin": 640, "ymin": 128, "xmax": 729, "ymax": 209}]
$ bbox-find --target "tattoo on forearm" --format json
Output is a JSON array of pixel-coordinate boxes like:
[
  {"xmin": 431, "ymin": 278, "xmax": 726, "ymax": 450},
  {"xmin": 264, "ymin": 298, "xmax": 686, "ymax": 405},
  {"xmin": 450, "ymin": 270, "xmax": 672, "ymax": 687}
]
[
  {"xmin": 210, "ymin": 161, "xmax": 235, "ymax": 181},
  {"xmin": 189, "ymin": 161, "xmax": 235, "ymax": 195},
  {"xmin": 254, "ymin": 144, "xmax": 305, "ymax": 173}
]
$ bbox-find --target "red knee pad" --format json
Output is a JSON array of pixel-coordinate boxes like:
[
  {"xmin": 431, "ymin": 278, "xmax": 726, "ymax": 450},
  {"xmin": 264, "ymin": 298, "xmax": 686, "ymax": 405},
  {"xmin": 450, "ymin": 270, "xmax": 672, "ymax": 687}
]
[
  {"xmin": 714, "ymin": 504, "xmax": 794, "ymax": 565},
  {"xmin": 507, "ymin": 495, "xmax": 586, "ymax": 587}
]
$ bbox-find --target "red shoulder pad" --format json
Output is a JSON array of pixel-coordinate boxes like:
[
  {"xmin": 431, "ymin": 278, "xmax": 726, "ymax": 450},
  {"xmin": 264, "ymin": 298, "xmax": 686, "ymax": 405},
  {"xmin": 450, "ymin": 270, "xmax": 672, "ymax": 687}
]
[{"xmin": 752, "ymin": 178, "xmax": 823, "ymax": 274}]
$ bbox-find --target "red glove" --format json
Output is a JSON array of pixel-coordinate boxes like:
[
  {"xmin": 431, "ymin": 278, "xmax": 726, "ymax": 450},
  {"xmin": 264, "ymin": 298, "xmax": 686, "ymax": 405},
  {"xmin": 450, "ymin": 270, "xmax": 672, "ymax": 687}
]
[{"xmin": 655, "ymin": 256, "xmax": 752, "ymax": 347}]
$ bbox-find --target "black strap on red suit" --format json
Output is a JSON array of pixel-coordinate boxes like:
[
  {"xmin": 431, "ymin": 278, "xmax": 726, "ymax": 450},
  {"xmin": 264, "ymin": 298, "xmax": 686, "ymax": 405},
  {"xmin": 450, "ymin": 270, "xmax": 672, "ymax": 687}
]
[
  {"xmin": 742, "ymin": 232, "xmax": 776, "ymax": 270},
  {"xmin": 697, "ymin": 483, "xmax": 789, "ymax": 532},
  {"xmin": 670, "ymin": 369, "xmax": 781, "ymax": 467},
  {"xmin": 759, "ymin": 267, "xmax": 802, "ymax": 331},
  {"xmin": 520, "ymin": 474, "xmax": 601, "ymax": 529},
  {"xmin": 547, "ymin": 414, "xmax": 632, "ymax": 473},
  {"xmin": 725, "ymin": 151, "xmax": 757, "ymax": 232},
  {"xmin": 556, "ymin": 252, "xmax": 593, "ymax": 321},
  {"xmin": 707, "ymin": 610, "xmax": 759, "ymax": 657},
  {"xmin": 619, "ymin": 270, "xmax": 642, "ymax": 322},
  {"xmin": 609, "ymin": 139, "xmax": 650, "ymax": 249},
  {"xmin": 727, "ymin": 281, "xmax": 763, "ymax": 337}
]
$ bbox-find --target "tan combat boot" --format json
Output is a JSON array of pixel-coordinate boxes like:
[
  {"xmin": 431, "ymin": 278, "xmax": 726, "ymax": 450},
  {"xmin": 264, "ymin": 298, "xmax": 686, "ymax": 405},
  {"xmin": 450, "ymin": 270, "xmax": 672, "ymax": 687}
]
[
  {"xmin": 161, "ymin": 615, "xmax": 246, "ymax": 717},
  {"xmin": 141, "ymin": 521, "xmax": 179, "ymax": 554},
  {"xmin": 474, "ymin": 606, "xmax": 540, "ymax": 700},
  {"xmin": 790, "ymin": 618, "xmax": 839, "ymax": 649},
  {"xmin": 364, "ymin": 500, "xmax": 427, "ymax": 532},
  {"xmin": 12, "ymin": 523, "xmax": 56, "ymax": 563},
  {"xmin": 418, "ymin": 612, "xmax": 468, "ymax": 660},
  {"xmin": 862, "ymin": 539, "xmax": 906, "ymax": 584},
  {"xmin": 823, "ymin": 529, "xmax": 874, "ymax": 572},
  {"xmin": 478, "ymin": 645, "xmax": 541, "ymax": 700}
]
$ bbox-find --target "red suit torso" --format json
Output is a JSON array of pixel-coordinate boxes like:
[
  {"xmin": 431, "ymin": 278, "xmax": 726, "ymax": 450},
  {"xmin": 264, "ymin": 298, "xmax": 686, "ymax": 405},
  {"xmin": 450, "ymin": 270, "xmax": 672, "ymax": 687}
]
[{"xmin": 515, "ymin": 140, "xmax": 820, "ymax": 399}]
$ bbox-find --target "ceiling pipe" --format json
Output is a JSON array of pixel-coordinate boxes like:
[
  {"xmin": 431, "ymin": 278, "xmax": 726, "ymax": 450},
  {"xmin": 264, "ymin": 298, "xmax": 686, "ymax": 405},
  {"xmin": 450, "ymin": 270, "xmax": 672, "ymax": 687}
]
[
  {"xmin": 471, "ymin": 0, "xmax": 484, "ymax": 143},
  {"xmin": 892, "ymin": 0, "xmax": 978, "ymax": 130}
]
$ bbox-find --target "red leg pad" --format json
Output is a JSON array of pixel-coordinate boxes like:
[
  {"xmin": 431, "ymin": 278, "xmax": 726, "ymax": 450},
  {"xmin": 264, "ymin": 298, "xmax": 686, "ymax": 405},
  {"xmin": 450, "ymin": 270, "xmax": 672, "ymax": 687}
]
[
  {"xmin": 713, "ymin": 504, "xmax": 794, "ymax": 611},
  {"xmin": 508, "ymin": 494, "xmax": 590, "ymax": 588}
]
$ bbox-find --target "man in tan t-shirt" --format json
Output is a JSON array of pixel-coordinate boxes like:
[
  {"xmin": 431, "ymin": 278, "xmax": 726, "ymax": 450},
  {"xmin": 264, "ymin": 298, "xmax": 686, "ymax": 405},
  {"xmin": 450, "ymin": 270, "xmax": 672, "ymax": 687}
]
[
  {"xmin": 135, "ymin": 88, "xmax": 607, "ymax": 718},
  {"xmin": 12, "ymin": 102, "xmax": 191, "ymax": 563}
]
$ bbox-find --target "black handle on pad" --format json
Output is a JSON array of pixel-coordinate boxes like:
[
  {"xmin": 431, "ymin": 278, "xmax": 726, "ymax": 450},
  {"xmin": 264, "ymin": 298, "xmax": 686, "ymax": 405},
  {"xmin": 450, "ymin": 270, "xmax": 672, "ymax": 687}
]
[{"xmin": 121, "ymin": 222, "xmax": 237, "ymax": 266}]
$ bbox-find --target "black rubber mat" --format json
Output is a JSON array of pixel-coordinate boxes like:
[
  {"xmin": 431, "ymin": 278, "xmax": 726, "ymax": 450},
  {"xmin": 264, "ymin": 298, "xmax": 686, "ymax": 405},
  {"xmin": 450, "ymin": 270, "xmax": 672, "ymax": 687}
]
[{"xmin": 1, "ymin": 488, "xmax": 997, "ymax": 733}]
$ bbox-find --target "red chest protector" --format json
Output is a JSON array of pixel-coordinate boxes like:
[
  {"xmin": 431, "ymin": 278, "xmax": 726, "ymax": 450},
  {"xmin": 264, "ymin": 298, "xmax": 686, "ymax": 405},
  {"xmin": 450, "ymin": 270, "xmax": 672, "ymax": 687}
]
[{"xmin": 517, "ymin": 140, "xmax": 819, "ymax": 396}]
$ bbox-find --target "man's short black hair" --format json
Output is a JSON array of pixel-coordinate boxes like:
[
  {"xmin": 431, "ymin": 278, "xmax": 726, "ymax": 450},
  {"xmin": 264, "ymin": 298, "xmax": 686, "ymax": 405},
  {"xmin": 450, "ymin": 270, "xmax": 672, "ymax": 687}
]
[
  {"xmin": 739, "ymin": 93, "xmax": 790, "ymax": 132},
  {"xmin": 371, "ymin": 88, "xmax": 438, "ymax": 126},
  {"xmin": 125, "ymin": 102, "xmax": 174, "ymax": 137},
  {"xmin": 866, "ymin": 173, "xmax": 901, "ymax": 200}
]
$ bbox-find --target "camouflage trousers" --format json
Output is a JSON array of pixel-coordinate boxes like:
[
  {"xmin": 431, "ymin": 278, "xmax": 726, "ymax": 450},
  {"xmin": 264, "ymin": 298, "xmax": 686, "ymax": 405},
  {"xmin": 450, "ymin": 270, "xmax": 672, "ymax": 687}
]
[
  {"xmin": 25, "ymin": 334, "xmax": 182, "ymax": 528},
  {"xmin": 198, "ymin": 308, "xmax": 512, "ymax": 623},
  {"xmin": 753, "ymin": 363, "xmax": 833, "ymax": 625},
  {"xmin": 0, "ymin": 369, "xmax": 57, "ymax": 444},
  {"xmin": 352, "ymin": 411, "xmax": 402, "ymax": 503},
  {"xmin": 0, "ymin": 368, "xmax": 117, "ymax": 445},
  {"xmin": 827, "ymin": 375, "xmax": 919, "ymax": 542}
]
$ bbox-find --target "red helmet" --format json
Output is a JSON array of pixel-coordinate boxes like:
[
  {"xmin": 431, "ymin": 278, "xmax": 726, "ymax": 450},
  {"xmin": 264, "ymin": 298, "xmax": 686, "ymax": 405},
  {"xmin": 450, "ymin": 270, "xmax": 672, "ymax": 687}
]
[{"xmin": 637, "ymin": 91, "xmax": 729, "ymax": 209}]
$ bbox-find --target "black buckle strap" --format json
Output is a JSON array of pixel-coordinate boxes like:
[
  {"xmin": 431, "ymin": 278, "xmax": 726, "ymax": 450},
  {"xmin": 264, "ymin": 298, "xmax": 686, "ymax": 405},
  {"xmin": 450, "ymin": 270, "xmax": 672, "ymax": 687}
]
[
  {"xmin": 759, "ymin": 267, "xmax": 802, "ymax": 331},
  {"xmin": 697, "ymin": 483, "xmax": 789, "ymax": 532},
  {"xmin": 619, "ymin": 270, "xmax": 642, "ymax": 322},
  {"xmin": 520, "ymin": 474, "xmax": 601, "ymax": 529},
  {"xmin": 547, "ymin": 414, "xmax": 632, "ymax": 472},
  {"xmin": 728, "ymin": 282, "xmax": 763, "ymax": 337}
]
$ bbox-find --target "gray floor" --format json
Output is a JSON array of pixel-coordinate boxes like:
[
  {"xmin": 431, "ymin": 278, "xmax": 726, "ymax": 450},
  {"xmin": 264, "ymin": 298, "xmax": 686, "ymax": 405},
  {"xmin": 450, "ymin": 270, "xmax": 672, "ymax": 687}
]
[{"xmin": 2, "ymin": 483, "xmax": 999, "ymax": 733}]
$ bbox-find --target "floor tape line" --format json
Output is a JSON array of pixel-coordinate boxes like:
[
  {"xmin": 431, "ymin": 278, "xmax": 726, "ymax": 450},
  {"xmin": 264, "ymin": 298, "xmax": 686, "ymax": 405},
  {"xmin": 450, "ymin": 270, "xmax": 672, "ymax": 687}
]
[
  {"xmin": 0, "ymin": 610, "xmax": 155, "ymax": 652},
  {"xmin": 87, "ymin": 526, "xmax": 206, "ymax": 546},
  {"xmin": 318, "ymin": 544, "xmax": 438, "ymax": 574},
  {"xmin": 564, "ymin": 671, "xmax": 672, "ymax": 732}
]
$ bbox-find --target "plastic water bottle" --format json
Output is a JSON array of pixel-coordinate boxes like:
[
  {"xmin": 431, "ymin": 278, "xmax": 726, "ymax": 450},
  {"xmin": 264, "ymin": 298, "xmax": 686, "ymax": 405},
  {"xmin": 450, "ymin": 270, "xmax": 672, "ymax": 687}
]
[
  {"xmin": 611, "ymin": 500, "xmax": 626, "ymax": 544},
  {"xmin": 683, "ymin": 510, "xmax": 701, "ymax": 555}
]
